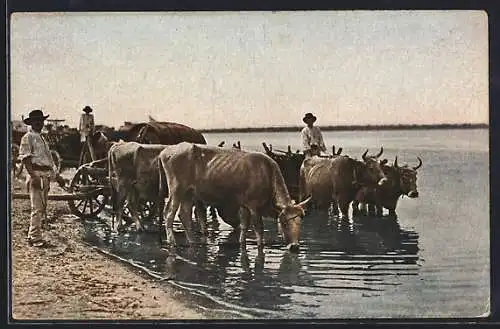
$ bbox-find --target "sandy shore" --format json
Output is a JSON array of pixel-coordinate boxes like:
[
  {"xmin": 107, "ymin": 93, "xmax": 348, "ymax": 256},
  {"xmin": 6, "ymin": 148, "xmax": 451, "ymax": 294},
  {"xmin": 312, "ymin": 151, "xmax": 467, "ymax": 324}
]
[{"xmin": 10, "ymin": 175, "xmax": 238, "ymax": 321}]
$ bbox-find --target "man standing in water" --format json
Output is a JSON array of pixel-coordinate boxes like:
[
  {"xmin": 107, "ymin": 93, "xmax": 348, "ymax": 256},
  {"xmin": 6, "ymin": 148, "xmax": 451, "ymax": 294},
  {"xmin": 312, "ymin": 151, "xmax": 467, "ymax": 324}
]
[
  {"xmin": 18, "ymin": 109, "xmax": 66, "ymax": 247},
  {"xmin": 79, "ymin": 105, "xmax": 96, "ymax": 162},
  {"xmin": 300, "ymin": 112, "xmax": 327, "ymax": 158}
]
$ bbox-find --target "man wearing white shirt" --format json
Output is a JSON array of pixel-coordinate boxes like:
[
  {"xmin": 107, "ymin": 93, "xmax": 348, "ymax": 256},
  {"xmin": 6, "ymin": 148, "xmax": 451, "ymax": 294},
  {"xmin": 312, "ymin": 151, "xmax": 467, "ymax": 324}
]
[
  {"xmin": 300, "ymin": 112, "xmax": 326, "ymax": 158},
  {"xmin": 18, "ymin": 109, "xmax": 66, "ymax": 247},
  {"xmin": 79, "ymin": 105, "xmax": 96, "ymax": 162}
]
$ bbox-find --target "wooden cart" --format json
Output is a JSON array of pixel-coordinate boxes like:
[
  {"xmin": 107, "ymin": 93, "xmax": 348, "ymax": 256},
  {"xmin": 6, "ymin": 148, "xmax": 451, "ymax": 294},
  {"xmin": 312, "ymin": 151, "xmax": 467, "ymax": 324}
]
[{"xmin": 11, "ymin": 159, "xmax": 158, "ymax": 223}]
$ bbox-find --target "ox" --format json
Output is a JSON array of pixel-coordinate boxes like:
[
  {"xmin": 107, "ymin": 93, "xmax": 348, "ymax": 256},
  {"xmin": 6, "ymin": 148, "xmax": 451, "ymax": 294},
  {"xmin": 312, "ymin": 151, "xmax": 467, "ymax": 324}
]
[
  {"xmin": 299, "ymin": 148, "xmax": 388, "ymax": 219},
  {"xmin": 352, "ymin": 156, "xmax": 422, "ymax": 216},
  {"xmin": 107, "ymin": 141, "xmax": 170, "ymax": 232},
  {"xmin": 158, "ymin": 143, "xmax": 312, "ymax": 252}
]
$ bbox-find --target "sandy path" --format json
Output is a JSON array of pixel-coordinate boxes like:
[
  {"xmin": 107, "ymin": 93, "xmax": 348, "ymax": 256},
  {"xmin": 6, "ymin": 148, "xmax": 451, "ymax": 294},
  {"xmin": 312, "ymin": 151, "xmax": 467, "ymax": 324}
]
[{"xmin": 10, "ymin": 175, "xmax": 238, "ymax": 320}]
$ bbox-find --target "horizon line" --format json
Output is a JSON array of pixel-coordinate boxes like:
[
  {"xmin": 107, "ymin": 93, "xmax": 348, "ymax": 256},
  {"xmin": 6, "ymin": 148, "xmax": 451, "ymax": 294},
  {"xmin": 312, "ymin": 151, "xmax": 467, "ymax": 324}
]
[{"xmin": 197, "ymin": 123, "xmax": 489, "ymax": 133}]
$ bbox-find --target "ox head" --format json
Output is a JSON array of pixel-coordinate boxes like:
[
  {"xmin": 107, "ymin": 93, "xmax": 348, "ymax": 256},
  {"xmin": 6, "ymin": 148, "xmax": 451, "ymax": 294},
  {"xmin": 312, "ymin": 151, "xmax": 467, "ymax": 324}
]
[
  {"xmin": 359, "ymin": 147, "xmax": 389, "ymax": 187},
  {"xmin": 393, "ymin": 156, "xmax": 422, "ymax": 198},
  {"xmin": 277, "ymin": 196, "xmax": 312, "ymax": 253},
  {"xmin": 90, "ymin": 131, "xmax": 114, "ymax": 160},
  {"xmin": 136, "ymin": 125, "xmax": 160, "ymax": 144}
]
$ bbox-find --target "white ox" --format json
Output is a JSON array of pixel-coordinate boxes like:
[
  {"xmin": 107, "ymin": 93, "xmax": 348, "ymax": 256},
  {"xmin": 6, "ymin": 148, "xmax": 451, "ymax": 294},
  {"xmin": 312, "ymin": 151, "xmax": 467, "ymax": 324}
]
[
  {"xmin": 107, "ymin": 142, "xmax": 169, "ymax": 231},
  {"xmin": 158, "ymin": 142, "xmax": 311, "ymax": 252}
]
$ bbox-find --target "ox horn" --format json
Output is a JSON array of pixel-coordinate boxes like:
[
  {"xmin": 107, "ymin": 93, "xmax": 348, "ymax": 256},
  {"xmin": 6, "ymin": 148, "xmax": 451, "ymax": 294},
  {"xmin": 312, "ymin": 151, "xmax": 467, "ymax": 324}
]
[
  {"xmin": 413, "ymin": 157, "xmax": 423, "ymax": 170},
  {"xmin": 376, "ymin": 146, "xmax": 384, "ymax": 158},
  {"xmin": 362, "ymin": 149, "xmax": 368, "ymax": 160},
  {"xmin": 337, "ymin": 147, "xmax": 343, "ymax": 155},
  {"xmin": 218, "ymin": 141, "xmax": 225, "ymax": 147},
  {"xmin": 394, "ymin": 156, "xmax": 399, "ymax": 168},
  {"xmin": 297, "ymin": 195, "xmax": 312, "ymax": 208}
]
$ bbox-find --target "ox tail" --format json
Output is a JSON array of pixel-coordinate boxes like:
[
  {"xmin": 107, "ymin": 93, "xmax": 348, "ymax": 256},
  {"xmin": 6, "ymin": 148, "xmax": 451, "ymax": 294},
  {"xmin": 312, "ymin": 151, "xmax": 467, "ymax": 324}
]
[
  {"xmin": 157, "ymin": 156, "xmax": 168, "ymax": 224},
  {"xmin": 107, "ymin": 151, "xmax": 117, "ymax": 228}
]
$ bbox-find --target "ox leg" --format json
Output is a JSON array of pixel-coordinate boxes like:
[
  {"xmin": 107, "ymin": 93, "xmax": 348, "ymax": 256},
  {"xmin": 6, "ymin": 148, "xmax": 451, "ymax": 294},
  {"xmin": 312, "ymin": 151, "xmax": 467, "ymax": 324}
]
[
  {"xmin": 367, "ymin": 204, "xmax": 376, "ymax": 216},
  {"xmin": 209, "ymin": 206, "xmax": 217, "ymax": 222},
  {"xmin": 338, "ymin": 199, "xmax": 351, "ymax": 221},
  {"xmin": 359, "ymin": 202, "xmax": 368, "ymax": 215},
  {"xmin": 178, "ymin": 200, "xmax": 196, "ymax": 244},
  {"xmin": 163, "ymin": 195, "xmax": 180, "ymax": 245},
  {"xmin": 376, "ymin": 206, "xmax": 383, "ymax": 217},
  {"xmin": 252, "ymin": 213, "xmax": 265, "ymax": 251},
  {"xmin": 330, "ymin": 200, "xmax": 339, "ymax": 217},
  {"xmin": 114, "ymin": 192, "xmax": 127, "ymax": 232},
  {"xmin": 388, "ymin": 208, "xmax": 397, "ymax": 218},
  {"xmin": 194, "ymin": 201, "xmax": 208, "ymax": 243},
  {"xmin": 352, "ymin": 201, "xmax": 360, "ymax": 217},
  {"xmin": 239, "ymin": 207, "xmax": 250, "ymax": 251},
  {"xmin": 128, "ymin": 194, "xmax": 144, "ymax": 232}
]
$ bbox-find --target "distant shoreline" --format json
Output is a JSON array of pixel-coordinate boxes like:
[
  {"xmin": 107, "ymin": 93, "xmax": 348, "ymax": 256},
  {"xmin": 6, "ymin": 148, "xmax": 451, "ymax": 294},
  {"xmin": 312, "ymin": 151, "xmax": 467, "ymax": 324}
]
[{"xmin": 199, "ymin": 123, "xmax": 488, "ymax": 133}]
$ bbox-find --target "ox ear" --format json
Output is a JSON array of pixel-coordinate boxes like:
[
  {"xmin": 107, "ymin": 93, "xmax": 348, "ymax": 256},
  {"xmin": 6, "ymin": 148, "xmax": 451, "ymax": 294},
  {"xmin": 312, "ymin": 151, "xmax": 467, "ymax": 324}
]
[{"xmin": 296, "ymin": 195, "xmax": 312, "ymax": 208}]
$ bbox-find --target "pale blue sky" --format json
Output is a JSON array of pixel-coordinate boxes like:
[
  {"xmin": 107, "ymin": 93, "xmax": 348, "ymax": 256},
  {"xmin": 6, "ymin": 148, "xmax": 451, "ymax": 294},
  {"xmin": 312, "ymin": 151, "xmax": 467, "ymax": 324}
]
[{"xmin": 10, "ymin": 11, "xmax": 488, "ymax": 129}]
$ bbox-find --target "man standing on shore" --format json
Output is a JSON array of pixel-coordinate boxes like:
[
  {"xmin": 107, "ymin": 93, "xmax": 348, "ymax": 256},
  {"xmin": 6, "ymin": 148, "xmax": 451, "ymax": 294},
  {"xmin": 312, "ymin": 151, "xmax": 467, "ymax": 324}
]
[
  {"xmin": 18, "ymin": 109, "xmax": 66, "ymax": 247},
  {"xmin": 79, "ymin": 105, "xmax": 96, "ymax": 162},
  {"xmin": 300, "ymin": 112, "xmax": 327, "ymax": 158}
]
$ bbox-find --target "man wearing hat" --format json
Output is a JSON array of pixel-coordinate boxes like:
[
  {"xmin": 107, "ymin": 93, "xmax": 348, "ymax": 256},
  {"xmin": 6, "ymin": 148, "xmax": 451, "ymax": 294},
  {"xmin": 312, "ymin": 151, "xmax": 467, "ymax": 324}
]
[
  {"xmin": 79, "ymin": 106, "xmax": 96, "ymax": 162},
  {"xmin": 18, "ymin": 109, "xmax": 66, "ymax": 247},
  {"xmin": 300, "ymin": 112, "xmax": 327, "ymax": 158}
]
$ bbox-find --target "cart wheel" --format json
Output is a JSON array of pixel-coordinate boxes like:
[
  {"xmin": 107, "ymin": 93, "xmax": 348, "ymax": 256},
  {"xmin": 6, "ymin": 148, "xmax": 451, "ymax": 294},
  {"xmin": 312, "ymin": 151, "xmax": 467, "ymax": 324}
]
[
  {"xmin": 67, "ymin": 166, "xmax": 108, "ymax": 219},
  {"xmin": 51, "ymin": 150, "xmax": 62, "ymax": 174}
]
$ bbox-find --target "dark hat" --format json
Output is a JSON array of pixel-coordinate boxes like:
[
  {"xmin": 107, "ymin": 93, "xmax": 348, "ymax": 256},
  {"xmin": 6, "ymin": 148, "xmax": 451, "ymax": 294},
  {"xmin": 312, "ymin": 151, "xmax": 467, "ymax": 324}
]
[
  {"xmin": 83, "ymin": 106, "xmax": 93, "ymax": 113},
  {"xmin": 303, "ymin": 112, "xmax": 317, "ymax": 124},
  {"xmin": 23, "ymin": 109, "xmax": 49, "ymax": 125}
]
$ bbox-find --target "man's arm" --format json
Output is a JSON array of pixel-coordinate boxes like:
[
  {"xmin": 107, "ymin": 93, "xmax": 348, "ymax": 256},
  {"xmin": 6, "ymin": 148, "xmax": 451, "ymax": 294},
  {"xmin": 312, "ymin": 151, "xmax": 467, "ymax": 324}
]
[
  {"xmin": 79, "ymin": 114, "xmax": 84, "ymax": 131},
  {"xmin": 317, "ymin": 128, "xmax": 327, "ymax": 152},
  {"xmin": 301, "ymin": 129, "xmax": 311, "ymax": 151}
]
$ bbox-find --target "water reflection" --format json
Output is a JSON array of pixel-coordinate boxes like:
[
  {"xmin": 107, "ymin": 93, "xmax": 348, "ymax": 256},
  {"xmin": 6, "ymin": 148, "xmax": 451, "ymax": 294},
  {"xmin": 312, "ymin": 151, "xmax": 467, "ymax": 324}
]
[{"xmin": 80, "ymin": 209, "xmax": 421, "ymax": 318}]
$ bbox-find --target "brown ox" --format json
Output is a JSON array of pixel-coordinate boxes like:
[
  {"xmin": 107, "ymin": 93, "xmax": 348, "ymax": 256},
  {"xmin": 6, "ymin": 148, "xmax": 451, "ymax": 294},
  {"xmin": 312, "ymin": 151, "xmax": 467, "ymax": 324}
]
[
  {"xmin": 299, "ymin": 148, "xmax": 389, "ymax": 219},
  {"xmin": 158, "ymin": 143, "xmax": 312, "ymax": 252},
  {"xmin": 135, "ymin": 121, "xmax": 207, "ymax": 145},
  {"xmin": 353, "ymin": 156, "xmax": 422, "ymax": 216},
  {"xmin": 89, "ymin": 121, "xmax": 206, "ymax": 160}
]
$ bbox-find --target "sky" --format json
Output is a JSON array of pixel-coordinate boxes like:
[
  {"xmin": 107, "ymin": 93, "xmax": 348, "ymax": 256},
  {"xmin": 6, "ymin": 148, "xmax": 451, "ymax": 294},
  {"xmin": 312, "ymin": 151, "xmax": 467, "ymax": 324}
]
[{"xmin": 9, "ymin": 11, "xmax": 488, "ymax": 130}]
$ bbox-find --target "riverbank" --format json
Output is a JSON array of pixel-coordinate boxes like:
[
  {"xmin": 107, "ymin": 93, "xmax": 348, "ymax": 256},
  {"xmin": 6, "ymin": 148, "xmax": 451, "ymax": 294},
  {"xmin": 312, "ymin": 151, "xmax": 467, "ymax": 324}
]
[{"xmin": 9, "ymin": 176, "xmax": 235, "ymax": 321}]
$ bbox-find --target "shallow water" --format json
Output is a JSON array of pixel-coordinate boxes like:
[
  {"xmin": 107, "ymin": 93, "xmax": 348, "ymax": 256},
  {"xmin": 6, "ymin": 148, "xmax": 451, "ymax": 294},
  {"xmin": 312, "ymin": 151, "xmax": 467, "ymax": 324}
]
[{"xmin": 79, "ymin": 129, "xmax": 489, "ymax": 319}]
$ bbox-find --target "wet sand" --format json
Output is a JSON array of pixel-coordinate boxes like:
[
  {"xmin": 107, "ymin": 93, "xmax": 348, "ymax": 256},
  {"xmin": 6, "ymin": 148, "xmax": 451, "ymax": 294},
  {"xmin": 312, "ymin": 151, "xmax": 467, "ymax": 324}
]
[{"xmin": 9, "ymin": 176, "xmax": 236, "ymax": 320}]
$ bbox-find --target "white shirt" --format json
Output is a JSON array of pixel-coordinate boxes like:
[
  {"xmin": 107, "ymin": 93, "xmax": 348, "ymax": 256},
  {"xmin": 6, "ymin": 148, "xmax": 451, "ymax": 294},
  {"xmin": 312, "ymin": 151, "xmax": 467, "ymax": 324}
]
[
  {"xmin": 79, "ymin": 113, "xmax": 95, "ymax": 141},
  {"xmin": 18, "ymin": 128, "xmax": 57, "ymax": 172},
  {"xmin": 301, "ymin": 126, "xmax": 326, "ymax": 152}
]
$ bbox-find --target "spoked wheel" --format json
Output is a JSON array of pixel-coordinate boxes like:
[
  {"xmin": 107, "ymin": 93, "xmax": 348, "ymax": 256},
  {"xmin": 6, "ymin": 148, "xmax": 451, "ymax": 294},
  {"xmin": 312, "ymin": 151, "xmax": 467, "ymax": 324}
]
[
  {"xmin": 67, "ymin": 166, "xmax": 108, "ymax": 219},
  {"xmin": 50, "ymin": 149, "xmax": 62, "ymax": 174}
]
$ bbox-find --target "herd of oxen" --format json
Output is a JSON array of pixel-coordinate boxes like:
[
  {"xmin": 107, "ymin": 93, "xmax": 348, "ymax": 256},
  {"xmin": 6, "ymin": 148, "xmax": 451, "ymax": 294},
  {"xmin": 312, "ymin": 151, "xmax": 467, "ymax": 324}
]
[{"xmin": 82, "ymin": 121, "xmax": 422, "ymax": 253}]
